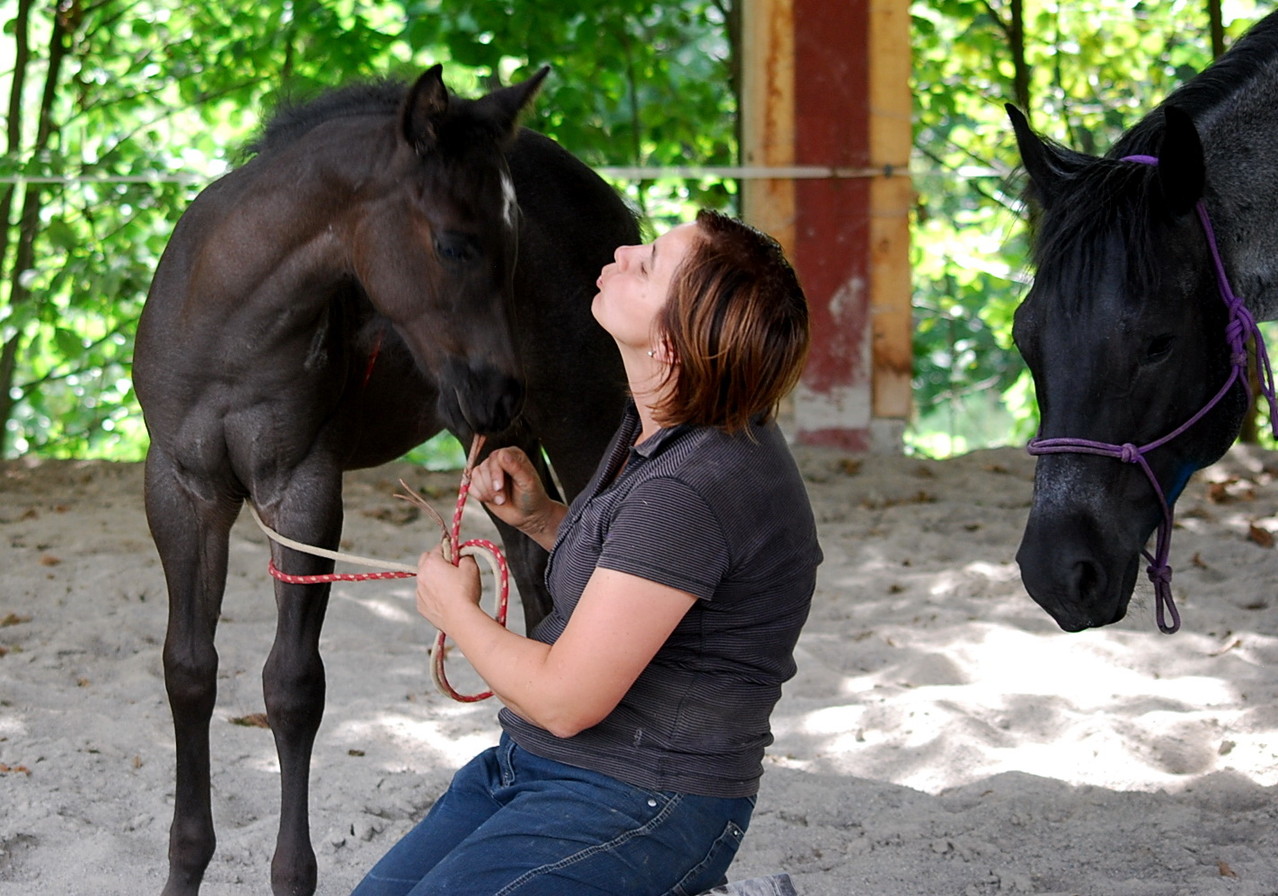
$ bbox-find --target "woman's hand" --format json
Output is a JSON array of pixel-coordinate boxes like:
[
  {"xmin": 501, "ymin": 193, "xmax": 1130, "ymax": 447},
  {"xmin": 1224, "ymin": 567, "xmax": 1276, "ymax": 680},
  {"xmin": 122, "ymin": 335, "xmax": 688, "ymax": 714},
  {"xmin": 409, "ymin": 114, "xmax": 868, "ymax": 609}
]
[
  {"xmin": 469, "ymin": 447, "xmax": 566, "ymax": 550},
  {"xmin": 416, "ymin": 542, "xmax": 481, "ymax": 631}
]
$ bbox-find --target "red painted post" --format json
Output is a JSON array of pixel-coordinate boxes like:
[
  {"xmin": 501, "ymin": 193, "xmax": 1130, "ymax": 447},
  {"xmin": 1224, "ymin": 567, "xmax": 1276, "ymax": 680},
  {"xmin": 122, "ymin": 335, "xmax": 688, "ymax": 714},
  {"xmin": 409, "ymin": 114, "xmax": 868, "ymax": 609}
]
[{"xmin": 743, "ymin": 0, "xmax": 912, "ymax": 452}]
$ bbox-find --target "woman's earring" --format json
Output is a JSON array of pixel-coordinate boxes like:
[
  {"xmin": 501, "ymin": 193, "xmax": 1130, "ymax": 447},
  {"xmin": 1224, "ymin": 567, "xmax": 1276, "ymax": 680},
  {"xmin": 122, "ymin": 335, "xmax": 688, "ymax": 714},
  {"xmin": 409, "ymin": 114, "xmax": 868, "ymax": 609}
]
[{"xmin": 647, "ymin": 350, "xmax": 656, "ymax": 358}]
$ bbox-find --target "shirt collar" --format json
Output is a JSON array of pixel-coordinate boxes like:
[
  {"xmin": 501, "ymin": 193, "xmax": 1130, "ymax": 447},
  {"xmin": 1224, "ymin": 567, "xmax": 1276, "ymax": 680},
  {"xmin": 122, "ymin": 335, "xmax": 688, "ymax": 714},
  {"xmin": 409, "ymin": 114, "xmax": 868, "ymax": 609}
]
[{"xmin": 623, "ymin": 401, "xmax": 689, "ymax": 461}]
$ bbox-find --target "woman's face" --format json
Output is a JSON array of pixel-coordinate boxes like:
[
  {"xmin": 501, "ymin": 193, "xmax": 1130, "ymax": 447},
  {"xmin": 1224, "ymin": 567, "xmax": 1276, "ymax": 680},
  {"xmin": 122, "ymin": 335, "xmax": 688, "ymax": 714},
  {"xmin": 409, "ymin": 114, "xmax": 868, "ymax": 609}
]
[{"xmin": 592, "ymin": 222, "xmax": 701, "ymax": 354}]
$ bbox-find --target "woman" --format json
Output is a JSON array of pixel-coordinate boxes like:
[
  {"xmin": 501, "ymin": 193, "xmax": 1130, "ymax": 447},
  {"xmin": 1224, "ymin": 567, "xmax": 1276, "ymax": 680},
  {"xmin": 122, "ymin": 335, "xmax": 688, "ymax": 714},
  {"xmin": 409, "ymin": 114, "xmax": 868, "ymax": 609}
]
[{"xmin": 353, "ymin": 209, "xmax": 822, "ymax": 896}]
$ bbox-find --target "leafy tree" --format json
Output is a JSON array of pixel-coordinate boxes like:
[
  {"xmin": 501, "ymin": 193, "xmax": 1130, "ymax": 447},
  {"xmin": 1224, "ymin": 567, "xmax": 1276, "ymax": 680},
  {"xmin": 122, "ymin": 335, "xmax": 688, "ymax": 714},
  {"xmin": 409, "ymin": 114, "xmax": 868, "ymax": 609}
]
[{"xmin": 0, "ymin": 0, "xmax": 735, "ymax": 460}]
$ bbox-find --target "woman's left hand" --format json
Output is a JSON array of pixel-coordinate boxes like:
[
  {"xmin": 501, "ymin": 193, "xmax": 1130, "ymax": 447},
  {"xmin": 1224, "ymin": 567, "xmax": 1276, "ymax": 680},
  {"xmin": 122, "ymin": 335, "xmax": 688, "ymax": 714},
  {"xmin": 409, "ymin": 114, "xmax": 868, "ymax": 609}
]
[{"xmin": 416, "ymin": 542, "xmax": 482, "ymax": 631}]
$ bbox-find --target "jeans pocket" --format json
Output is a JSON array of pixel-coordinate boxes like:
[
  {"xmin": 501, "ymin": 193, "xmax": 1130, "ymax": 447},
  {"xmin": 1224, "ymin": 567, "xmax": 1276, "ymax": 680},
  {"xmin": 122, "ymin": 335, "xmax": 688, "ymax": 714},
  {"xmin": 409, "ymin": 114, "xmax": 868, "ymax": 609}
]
[{"xmin": 668, "ymin": 819, "xmax": 747, "ymax": 896}]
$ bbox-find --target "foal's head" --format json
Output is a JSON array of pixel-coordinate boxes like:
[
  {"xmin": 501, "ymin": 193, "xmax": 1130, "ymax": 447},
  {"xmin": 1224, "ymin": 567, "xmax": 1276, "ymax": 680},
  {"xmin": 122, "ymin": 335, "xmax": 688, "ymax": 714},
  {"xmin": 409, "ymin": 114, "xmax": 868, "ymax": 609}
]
[{"xmin": 353, "ymin": 65, "xmax": 549, "ymax": 436}]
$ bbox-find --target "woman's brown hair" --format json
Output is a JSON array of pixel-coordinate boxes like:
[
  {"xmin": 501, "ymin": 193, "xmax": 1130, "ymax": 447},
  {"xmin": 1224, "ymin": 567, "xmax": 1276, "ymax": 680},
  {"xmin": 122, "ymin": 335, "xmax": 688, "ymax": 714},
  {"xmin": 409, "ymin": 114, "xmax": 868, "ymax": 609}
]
[{"xmin": 652, "ymin": 209, "xmax": 810, "ymax": 432}]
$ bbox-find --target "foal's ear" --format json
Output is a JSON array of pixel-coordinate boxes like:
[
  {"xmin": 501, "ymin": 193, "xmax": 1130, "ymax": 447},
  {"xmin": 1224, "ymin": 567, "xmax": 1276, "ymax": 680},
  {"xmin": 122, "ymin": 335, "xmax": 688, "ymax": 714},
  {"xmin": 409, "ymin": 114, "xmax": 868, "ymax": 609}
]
[
  {"xmin": 1156, "ymin": 105, "xmax": 1205, "ymax": 217},
  {"xmin": 1006, "ymin": 104, "xmax": 1085, "ymax": 209},
  {"xmin": 402, "ymin": 64, "xmax": 450, "ymax": 154},
  {"xmin": 477, "ymin": 66, "xmax": 551, "ymax": 138}
]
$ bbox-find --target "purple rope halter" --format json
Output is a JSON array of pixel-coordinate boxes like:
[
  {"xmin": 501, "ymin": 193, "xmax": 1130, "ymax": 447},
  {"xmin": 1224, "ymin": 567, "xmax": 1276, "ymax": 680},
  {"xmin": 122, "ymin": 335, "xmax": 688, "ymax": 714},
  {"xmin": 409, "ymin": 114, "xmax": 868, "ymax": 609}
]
[{"xmin": 1027, "ymin": 153, "xmax": 1278, "ymax": 633}]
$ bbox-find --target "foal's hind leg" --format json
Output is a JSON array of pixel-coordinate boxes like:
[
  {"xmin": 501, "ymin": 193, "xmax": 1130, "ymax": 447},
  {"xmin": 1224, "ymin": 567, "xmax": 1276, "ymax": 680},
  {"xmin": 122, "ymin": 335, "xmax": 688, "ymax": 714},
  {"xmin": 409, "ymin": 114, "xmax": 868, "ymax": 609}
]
[
  {"xmin": 145, "ymin": 450, "xmax": 241, "ymax": 896},
  {"xmin": 253, "ymin": 462, "xmax": 344, "ymax": 896}
]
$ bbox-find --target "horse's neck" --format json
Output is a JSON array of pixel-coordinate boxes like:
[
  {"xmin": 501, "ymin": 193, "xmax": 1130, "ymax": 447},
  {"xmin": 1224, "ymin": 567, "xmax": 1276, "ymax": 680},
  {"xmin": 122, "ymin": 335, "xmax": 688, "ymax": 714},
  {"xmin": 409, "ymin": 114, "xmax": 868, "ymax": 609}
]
[
  {"xmin": 1206, "ymin": 175, "xmax": 1278, "ymax": 324},
  {"xmin": 213, "ymin": 171, "xmax": 354, "ymax": 300},
  {"xmin": 1198, "ymin": 105, "xmax": 1278, "ymax": 323}
]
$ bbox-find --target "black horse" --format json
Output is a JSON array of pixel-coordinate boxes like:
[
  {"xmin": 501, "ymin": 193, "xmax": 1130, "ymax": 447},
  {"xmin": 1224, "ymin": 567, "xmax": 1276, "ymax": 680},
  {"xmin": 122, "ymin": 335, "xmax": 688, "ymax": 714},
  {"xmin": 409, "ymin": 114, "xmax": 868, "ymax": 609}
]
[
  {"xmin": 1008, "ymin": 12, "xmax": 1278, "ymax": 633},
  {"xmin": 133, "ymin": 66, "xmax": 636, "ymax": 896}
]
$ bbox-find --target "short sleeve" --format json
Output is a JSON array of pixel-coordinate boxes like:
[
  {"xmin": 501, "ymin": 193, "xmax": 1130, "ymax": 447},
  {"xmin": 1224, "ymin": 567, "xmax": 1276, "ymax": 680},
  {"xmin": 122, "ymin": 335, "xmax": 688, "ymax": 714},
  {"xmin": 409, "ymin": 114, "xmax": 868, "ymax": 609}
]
[{"xmin": 595, "ymin": 476, "xmax": 730, "ymax": 600}]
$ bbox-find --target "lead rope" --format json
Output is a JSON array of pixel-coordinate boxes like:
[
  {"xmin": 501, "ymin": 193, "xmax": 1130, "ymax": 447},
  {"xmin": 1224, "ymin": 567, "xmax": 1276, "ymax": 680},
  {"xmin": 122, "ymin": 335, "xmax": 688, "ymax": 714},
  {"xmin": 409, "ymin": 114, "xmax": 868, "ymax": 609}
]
[
  {"xmin": 250, "ymin": 434, "xmax": 509, "ymax": 701},
  {"xmin": 1027, "ymin": 154, "xmax": 1278, "ymax": 633}
]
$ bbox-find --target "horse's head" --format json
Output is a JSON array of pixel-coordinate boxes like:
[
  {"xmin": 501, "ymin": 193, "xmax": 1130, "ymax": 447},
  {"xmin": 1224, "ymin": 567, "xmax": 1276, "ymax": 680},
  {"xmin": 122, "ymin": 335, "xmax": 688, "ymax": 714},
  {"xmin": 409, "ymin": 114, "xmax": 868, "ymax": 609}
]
[
  {"xmin": 354, "ymin": 65, "xmax": 549, "ymax": 436},
  {"xmin": 1008, "ymin": 104, "xmax": 1248, "ymax": 631}
]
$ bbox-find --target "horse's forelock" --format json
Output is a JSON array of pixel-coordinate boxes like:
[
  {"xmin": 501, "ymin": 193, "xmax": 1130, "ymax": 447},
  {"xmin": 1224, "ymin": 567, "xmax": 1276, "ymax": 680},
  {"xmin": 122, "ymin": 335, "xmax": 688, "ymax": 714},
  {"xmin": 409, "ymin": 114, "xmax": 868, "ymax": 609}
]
[
  {"xmin": 428, "ymin": 93, "xmax": 525, "ymax": 160},
  {"xmin": 1031, "ymin": 163, "xmax": 1169, "ymax": 312}
]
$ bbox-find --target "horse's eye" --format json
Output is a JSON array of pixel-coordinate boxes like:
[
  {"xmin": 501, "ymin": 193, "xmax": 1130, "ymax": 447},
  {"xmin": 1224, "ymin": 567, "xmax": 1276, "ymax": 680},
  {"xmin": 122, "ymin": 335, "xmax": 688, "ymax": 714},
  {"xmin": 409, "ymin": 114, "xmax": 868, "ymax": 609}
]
[
  {"xmin": 435, "ymin": 232, "xmax": 477, "ymax": 264},
  {"xmin": 1144, "ymin": 333, "xmax": 1174, "ymax": 364}
]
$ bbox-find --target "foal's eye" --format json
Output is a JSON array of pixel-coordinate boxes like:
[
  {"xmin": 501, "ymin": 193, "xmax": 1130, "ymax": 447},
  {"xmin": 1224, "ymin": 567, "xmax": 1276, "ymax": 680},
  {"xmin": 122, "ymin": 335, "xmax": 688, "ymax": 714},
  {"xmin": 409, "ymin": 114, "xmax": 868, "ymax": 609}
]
[
  {"xmin": 1144, "ymin": 333, "xmax": 1175, "ymax": 363},
  {"xmin": 434, "ymin": 232, "xmax": 477, "ymax": 264}
]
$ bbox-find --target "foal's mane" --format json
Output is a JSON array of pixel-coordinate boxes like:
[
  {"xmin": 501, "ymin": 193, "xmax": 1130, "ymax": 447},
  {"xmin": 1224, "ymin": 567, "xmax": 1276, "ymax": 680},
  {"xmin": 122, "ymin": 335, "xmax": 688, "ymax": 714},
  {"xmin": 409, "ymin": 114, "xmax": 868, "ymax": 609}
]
[
  {"xmin": 242, "ymin": 75, "xmax": 518, "ymax": 169},
  {"xmin": 244, "ymin": 81, "xmax": 407, "ymax": 158},
  {"xmin": 1027, "ymin": 15, "xmax": 1278, "ymax": 307}
]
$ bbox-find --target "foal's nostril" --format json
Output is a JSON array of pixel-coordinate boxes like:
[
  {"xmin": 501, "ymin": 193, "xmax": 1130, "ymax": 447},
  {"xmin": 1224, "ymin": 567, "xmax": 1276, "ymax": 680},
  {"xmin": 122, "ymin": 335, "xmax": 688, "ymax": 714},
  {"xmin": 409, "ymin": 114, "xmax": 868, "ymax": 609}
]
[
  {"xmin": 472, "ymin": 372, "xmax": 524, "ymax": 434},
  {"xmin": 494, "ymin": 377, "xmax": 525, "ymax": 430}
]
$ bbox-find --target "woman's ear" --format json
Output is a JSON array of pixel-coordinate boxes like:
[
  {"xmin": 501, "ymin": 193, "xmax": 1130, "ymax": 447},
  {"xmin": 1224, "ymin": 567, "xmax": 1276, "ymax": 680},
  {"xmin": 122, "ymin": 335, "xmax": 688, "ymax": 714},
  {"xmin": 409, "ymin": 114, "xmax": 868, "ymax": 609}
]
[
  {"xmin": 646, "ymin": 335, "xmax": 679, "ymax": 366},
  {"xmin": 647, "ymin": 345, "xmax": 678, "ymax": 365}
]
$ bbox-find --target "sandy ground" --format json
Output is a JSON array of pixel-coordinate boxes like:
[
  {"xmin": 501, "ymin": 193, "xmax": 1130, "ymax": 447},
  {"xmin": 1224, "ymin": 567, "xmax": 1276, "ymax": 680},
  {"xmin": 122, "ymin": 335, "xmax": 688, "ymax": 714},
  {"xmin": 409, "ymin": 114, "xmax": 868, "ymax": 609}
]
[{"xmin": 2, "ymin": 443, "xmax": 1277, "ymax": 895}]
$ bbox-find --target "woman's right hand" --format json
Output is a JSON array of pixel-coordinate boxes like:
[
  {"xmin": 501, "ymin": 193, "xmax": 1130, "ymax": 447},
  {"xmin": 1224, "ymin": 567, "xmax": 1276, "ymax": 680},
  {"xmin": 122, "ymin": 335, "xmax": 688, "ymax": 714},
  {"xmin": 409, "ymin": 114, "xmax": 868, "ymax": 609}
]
[{"xmin": 469, "ymin": 446, "xmax": 566, "ymax": 550}]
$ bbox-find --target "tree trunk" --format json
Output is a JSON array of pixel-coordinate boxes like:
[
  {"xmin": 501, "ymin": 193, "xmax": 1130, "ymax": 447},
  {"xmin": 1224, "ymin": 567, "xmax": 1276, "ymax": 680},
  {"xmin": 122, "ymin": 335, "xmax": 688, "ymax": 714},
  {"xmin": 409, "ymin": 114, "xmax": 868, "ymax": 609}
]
[
  {"xmin": 1207, "ymin": 0, "xmax": 1225, "ymax": 59},
  {"xmin": 0, "ymin": 3, "xmax": 70, "ymax": 455},
  {"xmin": 1008, "ymin": 0, "xmax": 1029, "ymax": 115}
]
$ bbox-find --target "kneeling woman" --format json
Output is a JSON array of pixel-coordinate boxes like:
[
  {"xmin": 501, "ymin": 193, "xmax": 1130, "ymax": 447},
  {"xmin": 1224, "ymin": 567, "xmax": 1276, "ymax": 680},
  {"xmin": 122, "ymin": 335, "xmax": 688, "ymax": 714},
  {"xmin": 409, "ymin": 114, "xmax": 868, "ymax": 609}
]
[{"xmin": 353, "ymin": 210, "xmax": 823, "ymax": 896}]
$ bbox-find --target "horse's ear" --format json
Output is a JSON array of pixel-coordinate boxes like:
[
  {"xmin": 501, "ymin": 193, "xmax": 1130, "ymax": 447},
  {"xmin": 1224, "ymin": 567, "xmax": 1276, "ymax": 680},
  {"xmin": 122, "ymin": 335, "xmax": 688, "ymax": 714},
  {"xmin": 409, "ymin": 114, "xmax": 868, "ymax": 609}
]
[
  {"xmin": 1157, "ymin": 105, "xmax": 1205, "ymax": 216},
  {"xmin": 1006, "ymin": 103, "xmax": 1083, "ymax": 209},
  {"xmin": 402, "ymin": 64, "xmax": 449, "ymax": 154},
  {"xmin": 478, "ymin": 66, "xmax": 551, "ymax": 138}
]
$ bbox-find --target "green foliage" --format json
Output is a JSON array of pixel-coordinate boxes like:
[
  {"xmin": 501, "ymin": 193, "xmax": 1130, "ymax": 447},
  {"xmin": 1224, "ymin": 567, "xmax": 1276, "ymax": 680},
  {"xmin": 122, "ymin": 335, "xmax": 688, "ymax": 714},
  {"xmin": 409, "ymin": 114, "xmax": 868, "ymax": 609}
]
[{"xmin": 0, "ymin": 0, "xmax": 735, "ymax": 461}]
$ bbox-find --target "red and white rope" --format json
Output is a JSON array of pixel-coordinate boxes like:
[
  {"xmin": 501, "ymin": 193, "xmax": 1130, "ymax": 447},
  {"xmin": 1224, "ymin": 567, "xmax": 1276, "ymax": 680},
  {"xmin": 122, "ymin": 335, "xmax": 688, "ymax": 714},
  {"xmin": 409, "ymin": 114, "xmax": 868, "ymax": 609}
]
[{"xmin": 250, "ymin": 435, "xmax": 509, "ymax": 701}]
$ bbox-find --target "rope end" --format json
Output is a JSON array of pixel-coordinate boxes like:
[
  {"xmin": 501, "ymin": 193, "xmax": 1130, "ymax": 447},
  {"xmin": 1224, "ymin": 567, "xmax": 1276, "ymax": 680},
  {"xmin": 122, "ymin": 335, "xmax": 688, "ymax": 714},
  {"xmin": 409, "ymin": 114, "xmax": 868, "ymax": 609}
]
[{"xmin": 1149, "ymin": 566, "xmax": 1181, "ymax": 634}]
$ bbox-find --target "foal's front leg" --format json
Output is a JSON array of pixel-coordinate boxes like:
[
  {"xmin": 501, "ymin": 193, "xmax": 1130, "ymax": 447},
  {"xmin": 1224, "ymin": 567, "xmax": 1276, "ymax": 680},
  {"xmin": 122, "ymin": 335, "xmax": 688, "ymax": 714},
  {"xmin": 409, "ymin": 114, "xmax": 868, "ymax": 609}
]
[
  {"xmin": 145, "ymin": 450, "xmax": 239, "ymax": 896},
  {"xmin": 256, "ymin": 467, "xmax": 343, "ymax": 896}
]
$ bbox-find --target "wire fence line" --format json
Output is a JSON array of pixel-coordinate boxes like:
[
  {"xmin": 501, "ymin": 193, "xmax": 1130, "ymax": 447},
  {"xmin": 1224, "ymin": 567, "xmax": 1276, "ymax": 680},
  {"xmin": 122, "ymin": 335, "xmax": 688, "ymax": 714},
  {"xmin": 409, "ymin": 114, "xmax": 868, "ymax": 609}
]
[{"xmin": 0, "ymin": 163, "xmax": 1005, "ymax": 187}]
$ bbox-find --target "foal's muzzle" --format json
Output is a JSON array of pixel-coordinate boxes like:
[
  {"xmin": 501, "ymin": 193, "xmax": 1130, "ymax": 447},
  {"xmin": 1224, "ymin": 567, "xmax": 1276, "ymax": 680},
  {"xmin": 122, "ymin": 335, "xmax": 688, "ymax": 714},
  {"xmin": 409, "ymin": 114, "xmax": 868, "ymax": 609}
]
[{"xmin": 440, "ymin": 357, "xmax": 525, "ymax": 435}]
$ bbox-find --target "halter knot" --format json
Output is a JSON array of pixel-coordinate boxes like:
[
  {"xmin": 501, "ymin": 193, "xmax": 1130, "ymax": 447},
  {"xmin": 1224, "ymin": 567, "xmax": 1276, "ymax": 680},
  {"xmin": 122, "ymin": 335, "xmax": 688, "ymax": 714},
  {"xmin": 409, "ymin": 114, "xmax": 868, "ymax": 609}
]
[
  {"xmin": 1145, "ymin": 560, "xmax": 1172, "ymax": 587},
  {"xmin": 1117, "ymin": 443, "xmax": 1142, "ymax": 464},
  {"xmin": 1228, "ymin": 295, "xmax": 1256, "ymax": 326},
  {"xmin": 1223, "ymin": 317, "xmax": 1245, "ymax": 346}
]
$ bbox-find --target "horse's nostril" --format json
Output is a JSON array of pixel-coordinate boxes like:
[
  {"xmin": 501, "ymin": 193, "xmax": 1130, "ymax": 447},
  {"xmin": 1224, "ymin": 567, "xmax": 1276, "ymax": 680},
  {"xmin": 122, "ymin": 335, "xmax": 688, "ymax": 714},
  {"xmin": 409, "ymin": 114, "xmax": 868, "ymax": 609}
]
[{"xmin": 1068, "ymin": 559, "xmax": 1104, "ymax": 603}]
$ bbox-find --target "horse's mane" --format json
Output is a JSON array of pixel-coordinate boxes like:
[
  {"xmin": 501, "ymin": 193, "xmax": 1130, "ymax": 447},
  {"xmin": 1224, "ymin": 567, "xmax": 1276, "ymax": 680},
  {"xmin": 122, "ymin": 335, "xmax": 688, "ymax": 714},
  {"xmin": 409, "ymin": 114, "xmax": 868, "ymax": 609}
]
[
  {"xmin": 1116, "ymin": 12, "xmax": 1278, "ymax": 157},
  {"xmin": 243, "ymin": 81, "xmax": 408, "ymax": 158}
]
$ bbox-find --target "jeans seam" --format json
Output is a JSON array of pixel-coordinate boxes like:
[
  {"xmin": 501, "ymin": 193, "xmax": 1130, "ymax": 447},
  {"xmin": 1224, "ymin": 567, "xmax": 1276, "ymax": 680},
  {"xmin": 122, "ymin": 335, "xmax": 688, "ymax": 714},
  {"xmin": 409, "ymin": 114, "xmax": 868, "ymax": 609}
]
[
  {"xmin": 491, "ymin": 793, "xmax": 686, "ymax": 896},
  {"xmin": 667, "ymin": 819, "xmax": 746, "ymax": 896},
  {"xmin": 498, "ymin": 737, "xmax": 517, "ymax": 787}
]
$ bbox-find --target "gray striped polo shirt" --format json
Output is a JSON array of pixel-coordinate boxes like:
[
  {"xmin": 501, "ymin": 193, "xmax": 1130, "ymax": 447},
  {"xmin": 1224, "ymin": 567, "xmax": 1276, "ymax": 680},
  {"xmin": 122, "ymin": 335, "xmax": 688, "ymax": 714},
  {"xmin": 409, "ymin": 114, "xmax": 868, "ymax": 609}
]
[{"xmin": 499, "ymin": 402, "xmax": 822, "ymax": 797}]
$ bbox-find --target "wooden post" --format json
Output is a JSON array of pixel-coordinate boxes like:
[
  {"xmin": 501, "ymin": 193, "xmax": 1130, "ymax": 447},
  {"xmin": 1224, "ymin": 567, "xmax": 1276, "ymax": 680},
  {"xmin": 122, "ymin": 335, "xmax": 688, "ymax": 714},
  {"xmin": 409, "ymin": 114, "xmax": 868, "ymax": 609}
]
[
  {"xmin": 868, "ymin": 0, "xmax": 914, "ymax": 438},
  {"xmin": 740, "ymin": 0, "xmax": 796, "ymax": 250},
  {"xmin": 741, "ymin": 0, "xmax": 912, "ymax": 451}
]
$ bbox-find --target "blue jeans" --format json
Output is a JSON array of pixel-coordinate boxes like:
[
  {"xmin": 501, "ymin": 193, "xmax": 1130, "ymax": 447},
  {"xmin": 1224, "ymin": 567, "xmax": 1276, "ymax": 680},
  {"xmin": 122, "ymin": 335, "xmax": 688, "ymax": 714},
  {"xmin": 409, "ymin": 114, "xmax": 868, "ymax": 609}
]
[{"xmin": 351, "ymin": 733, "xmax": 755, "ymax": 896}]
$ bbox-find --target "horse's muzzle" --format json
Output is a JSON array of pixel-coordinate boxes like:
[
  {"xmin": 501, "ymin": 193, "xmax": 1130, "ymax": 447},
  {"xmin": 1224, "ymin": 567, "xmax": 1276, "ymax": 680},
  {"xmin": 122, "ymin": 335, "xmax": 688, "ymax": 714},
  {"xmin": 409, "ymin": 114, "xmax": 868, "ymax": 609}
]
[{"xmin": 1015, "ymin": 528, "xmax": 1140, "ymax": 632}]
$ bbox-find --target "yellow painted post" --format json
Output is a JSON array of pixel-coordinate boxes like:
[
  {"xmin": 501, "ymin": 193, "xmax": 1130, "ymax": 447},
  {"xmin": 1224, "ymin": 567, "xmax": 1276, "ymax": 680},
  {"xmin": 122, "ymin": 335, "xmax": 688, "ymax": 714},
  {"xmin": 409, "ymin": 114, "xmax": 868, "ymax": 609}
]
[{"xmin": 869, "ymin": 0, "xmax": 914, "ymax": 437}]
